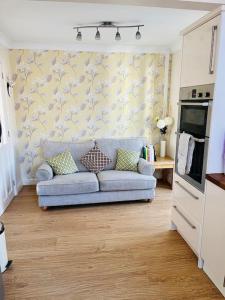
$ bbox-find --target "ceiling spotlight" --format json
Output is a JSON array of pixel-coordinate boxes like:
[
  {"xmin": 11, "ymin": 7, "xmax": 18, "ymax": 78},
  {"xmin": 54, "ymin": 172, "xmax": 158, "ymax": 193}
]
[
  {"xmin": 115, "ymin": 28, "xmax": 121, "ymax": 41},
  {"xmin": 136, "ymin": 26, "xmax": 141, "ymax": 40},
  {"xmin": 76, "ymin": 29, "xmax": 82, "ymax": 41},
  {"xmin": 95, "ymin": 27, "xmax": 101, "ymax": 40}
]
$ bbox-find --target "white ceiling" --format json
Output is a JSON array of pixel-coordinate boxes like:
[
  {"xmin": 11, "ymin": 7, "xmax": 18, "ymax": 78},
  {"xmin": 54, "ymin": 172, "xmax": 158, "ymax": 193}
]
[
  {"xmin": 0, "ymin": 0, "xmax": 208, "ymax": 51},
  {"xmin": 39, "ymin": 0, "xmax": 225, "ymax": 11}
]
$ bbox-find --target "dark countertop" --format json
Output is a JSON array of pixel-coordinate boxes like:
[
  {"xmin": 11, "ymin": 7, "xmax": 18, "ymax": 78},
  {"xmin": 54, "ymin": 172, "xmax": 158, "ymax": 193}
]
[{"xmin": 206, "ymin": 173, "xmax": 225, "ymax": 191}]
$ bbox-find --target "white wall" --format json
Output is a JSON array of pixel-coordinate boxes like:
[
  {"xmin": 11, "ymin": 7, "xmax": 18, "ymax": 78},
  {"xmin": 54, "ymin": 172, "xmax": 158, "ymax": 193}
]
[{"xmin": 167, "ymin": 50, "xmax": 182, "ymax": 158}]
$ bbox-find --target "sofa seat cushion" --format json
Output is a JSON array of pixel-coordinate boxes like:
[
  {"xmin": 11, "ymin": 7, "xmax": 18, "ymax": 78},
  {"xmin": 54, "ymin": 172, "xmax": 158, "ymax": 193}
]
[
  {"xmin": 37, "ymin": 172, "xmax": 99, "ymax": 196},
  {"xmin": 97, "ymin": 170, "xmax": 156, "ymax": 192}
]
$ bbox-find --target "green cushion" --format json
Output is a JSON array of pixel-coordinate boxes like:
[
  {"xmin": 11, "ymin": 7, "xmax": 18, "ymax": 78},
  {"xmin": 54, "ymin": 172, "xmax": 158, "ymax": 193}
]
[
  {"xmin": 47, "ymin": 151, "xmax": 78, "ymax": 175},
  {"xmin": 115, "ymin": 148, "xmax": 140, "ymax": 172}
]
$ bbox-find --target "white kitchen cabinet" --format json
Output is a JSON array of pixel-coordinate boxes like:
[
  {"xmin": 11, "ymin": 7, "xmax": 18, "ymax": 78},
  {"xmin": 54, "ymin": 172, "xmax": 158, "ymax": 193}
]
[
  {"xmin": 171, "ymin": 174, "xmax": 205, "ymax": 266},
  {"xmin": 171, "ymin": 204, "xmax": 200, "ymax": 254},
  {"xmin": 181, "ymin": 15, "xmax": 220, "ymax": 87},
  {"xmin": 173, "ymin": 174, "xmax": 205, "ymax": 224},
  {"xmin": 201, "ymin": 180, "xmax": 225, "ymax": 297}
]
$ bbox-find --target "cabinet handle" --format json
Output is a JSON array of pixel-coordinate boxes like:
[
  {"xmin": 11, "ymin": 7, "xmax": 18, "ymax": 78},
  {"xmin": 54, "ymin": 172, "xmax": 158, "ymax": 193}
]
[
  {"xmin": 175, "ymin": 181, "xmax": 199, "ymax": 200},
  {"xmin": 223, "ymin": 276, "xmax": 225, "ymax": 288},
  {"xmin": 209, "ymin": 25, "xmax": 218, "ymax": 75},
  {"xmin": 173, "ymin": 205, "xmax": 196, "ymax": 229}
]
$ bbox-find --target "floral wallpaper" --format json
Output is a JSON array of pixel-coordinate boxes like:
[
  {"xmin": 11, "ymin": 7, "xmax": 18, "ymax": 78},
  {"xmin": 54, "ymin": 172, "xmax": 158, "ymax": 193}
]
[{"xmin": 9, "ymin": 50, "xmax": 167, "ymax": 182}]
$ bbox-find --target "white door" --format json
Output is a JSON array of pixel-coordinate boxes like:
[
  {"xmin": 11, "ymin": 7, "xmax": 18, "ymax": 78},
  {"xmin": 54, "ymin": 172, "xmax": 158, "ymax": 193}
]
[
  {"xmin": 201, "ymin": 180, "xmax": 225, "ymax": 297},
  {"xmin": 181, "ymin": 15, "xmax": 220, "ymax": 87},
  {"xmin": 0, "ymin": 63, "xmax": 16, "ymax": 215}
]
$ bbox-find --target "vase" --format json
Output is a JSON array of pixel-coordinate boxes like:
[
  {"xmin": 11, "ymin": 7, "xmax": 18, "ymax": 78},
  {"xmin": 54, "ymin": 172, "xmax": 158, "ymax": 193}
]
[{"xmin": 160, "ymin": 140, "xmax": 166, "ymax": 158}]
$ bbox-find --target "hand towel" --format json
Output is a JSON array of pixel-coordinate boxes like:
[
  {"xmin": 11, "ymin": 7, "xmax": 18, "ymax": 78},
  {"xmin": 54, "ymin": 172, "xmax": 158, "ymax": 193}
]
[
  {"xmin": 186, "ymin": 138, "xmax": 195, "ymax": 174},
  {"xmin": 177, "ymin": 133, "xmax": 191, "ymax": 175}
]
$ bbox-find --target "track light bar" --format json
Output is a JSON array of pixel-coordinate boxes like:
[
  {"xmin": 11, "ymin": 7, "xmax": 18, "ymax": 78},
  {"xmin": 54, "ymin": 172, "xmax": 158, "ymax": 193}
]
[{"xmin": 73, "ymin": 21, "xmax": 144, "ymax": 41}]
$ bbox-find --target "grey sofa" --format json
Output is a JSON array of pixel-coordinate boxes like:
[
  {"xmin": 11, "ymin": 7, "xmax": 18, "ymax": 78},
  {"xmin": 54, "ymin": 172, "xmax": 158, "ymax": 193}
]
[{"xmin": 36, "ymin": 138, "xmax": 156, "ymax": 209}]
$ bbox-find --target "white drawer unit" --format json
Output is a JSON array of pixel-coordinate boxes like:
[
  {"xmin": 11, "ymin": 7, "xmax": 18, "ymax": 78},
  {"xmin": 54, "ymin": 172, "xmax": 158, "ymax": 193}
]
[
  {"xmin": 171, "ymin": 174, "xmax": 205, "ymax": 267},
  {"xmin": 171, "ymin": 205, "xmax": 200, "ymax": 254},
  {"xmin": 173, "ymin": 174, "xmax": 205, "ymax": 224}
]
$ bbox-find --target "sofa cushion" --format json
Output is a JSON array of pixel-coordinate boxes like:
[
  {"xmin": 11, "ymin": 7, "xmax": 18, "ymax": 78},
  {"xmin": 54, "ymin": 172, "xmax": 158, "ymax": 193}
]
[
  {"xmin": 47, "ymin": 151, "xmax": 78, "ymax": 175},
  {"xmin": 97, "ymin": 170, "xmax": 156, "ymax": 192},
  {"xmin": 138, "ymin": 158, "xmax": 155, "ymax": 176},
  {"xmin": 80, "ymin": 145, "xmax": 111, "ymax": 173},
  {"xmin": 96, "ymin": 137, "xmax": 146, "ymax": 170},
  {"xmin": 115, "ymin": 148, "xmax": 140, "ymax": 172},
  {"xmin": 42, "ymin": 140, "xmax": 95, "ymax": 172},
  {"xmin": 36, "ymin": 162, "xmax": 54, "ymax": 182},
  {"xmin": 37, "ymin": 172, "xmax": 99, "ymax": 196}
]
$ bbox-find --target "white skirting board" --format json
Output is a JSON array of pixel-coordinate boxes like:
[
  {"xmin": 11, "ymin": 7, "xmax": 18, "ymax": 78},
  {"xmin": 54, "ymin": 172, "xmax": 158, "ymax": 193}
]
[
  {"xmin": 0, "ymin": 190, "xmax": 14, "ymax": 216},
  {"xmin": 22, "ymin": 178, "xmax": 36, "ymax": 186}
]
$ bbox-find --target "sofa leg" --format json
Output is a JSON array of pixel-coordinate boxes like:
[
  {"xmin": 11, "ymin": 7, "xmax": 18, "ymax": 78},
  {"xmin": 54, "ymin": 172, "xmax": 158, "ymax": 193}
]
[
  {"xmin": 41, "ymin": 206, "xmax": 48, "ymax": 211},
  {"xmin": 146, "ymin": 199, "xmax": 153, "ymax": 203}
]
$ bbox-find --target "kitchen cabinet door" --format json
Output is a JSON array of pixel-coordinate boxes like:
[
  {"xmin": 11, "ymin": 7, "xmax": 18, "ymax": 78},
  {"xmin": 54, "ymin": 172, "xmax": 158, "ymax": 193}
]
[
  {"xmin": 171, "ymin": 174, "xmax": 204, "ymax": 259},
  {"xmin": 201, "ymin": 180, "xmax": 225, "ymax": 297},
  {"xmin": 181, "ymin": 15, "xmax": 220, "ymax": 87}
]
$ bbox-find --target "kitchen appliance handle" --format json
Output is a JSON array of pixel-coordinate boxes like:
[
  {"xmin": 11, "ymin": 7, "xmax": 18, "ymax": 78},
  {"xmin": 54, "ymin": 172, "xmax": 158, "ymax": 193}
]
[
  {"xmin": 175, "ymin": 180, "xmax": 199, "ymax": 200},
  {"xmin": 209, "ymin": 25, "xmax": 218, "ymax": 75},
  {"xmin": 175, "ymin": 132, "xmax": 207, "ymax": 143},
  {"xmin": 178, "ymin": 102, "xmax": 209, "ymax": 106},
  {"xmin": 173, "ymin": 205, "xmax": 196, "ymax": 229}
]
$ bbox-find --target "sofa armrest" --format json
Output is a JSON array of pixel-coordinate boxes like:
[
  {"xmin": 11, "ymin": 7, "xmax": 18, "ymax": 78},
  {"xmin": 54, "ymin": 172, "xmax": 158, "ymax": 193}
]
[
  {"xmin": 36, "ymin": 162, "xmax": 53, "ymax": 182},
  {"xmin": 138, "ymin": 158, "xmax": 155, "ymax": 176}
]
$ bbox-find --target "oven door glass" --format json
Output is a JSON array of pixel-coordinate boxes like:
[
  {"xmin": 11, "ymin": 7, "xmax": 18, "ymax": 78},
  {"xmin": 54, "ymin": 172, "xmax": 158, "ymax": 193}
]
[
  {"xmin": 188, "ymin": 141, "xmax": 205, "ymax": 184},
  {"xmin": 180, "ymin": 104, "xmax": 208, "ymax": 137}
]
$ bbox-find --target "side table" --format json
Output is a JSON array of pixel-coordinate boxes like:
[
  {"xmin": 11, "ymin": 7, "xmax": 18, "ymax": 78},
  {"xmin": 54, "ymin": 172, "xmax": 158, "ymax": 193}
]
[{"xmin": 150, "ymin": 156, "xmax": 175, "ymax": 189}]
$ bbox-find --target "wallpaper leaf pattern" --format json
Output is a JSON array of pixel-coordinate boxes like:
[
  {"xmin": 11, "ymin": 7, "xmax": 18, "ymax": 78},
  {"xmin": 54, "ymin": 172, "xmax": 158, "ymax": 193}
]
[{"xmin": 10, "ymin": 50, "xmax": 167, "ymax": 181}]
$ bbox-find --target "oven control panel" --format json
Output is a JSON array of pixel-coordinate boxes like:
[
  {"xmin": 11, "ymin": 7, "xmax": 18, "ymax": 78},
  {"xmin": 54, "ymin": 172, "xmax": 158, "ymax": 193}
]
[{"xmin": 180, "ymin": 84, "xmax": 214, "ymax": 101}]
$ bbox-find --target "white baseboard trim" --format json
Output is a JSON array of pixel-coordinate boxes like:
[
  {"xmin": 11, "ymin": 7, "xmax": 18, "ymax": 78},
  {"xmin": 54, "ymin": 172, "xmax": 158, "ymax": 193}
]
[
  {"xmin": 0, "ymin": 190, "xmax": 15, "ymax": 216},
  {"xmin": 22, "ymin": 178, "xmax": 37, "ymax": 185},
  {"xmin": 15, "ymin": 180, "xmax": 23, "ymax": 195}
]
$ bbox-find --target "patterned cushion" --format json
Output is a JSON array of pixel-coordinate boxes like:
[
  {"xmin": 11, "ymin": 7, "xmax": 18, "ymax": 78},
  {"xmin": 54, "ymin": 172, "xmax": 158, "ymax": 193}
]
[
  {"xmin": 47, "ymin": 151, "xmax": 78, "ymax": 175},
  {"xmin": 80, "ymin": 145, "xmax": 111, "ymax": 173},
  {"xmin": 115, "ymin": 148, "xmax": 140, "ymax": 172}
]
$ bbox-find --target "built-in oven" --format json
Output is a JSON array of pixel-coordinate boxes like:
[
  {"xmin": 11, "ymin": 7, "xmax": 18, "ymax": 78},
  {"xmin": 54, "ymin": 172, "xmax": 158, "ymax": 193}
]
[{"xmin": 175, "ymin": 84, "xmax": 214, "ymax": 192}]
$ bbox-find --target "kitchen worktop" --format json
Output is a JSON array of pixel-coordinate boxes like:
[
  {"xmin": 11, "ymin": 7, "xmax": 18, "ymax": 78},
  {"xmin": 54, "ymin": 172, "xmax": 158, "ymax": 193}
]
[{"xmin": 206, "ymin": 173, "xmax": 225, "ymax": 191}]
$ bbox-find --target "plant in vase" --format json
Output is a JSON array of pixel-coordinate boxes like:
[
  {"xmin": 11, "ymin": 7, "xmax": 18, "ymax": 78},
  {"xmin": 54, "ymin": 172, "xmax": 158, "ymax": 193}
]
[{"xmin": 155, "ymin": 116, "xmax": 173, "ymax": 158}]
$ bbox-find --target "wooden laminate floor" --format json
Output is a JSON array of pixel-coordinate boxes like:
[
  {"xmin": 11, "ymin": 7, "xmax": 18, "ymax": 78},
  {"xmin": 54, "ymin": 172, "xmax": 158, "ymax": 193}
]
[{"xmin": 1, "ymin": 186, "xmax": 223, "ymax": 300}]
